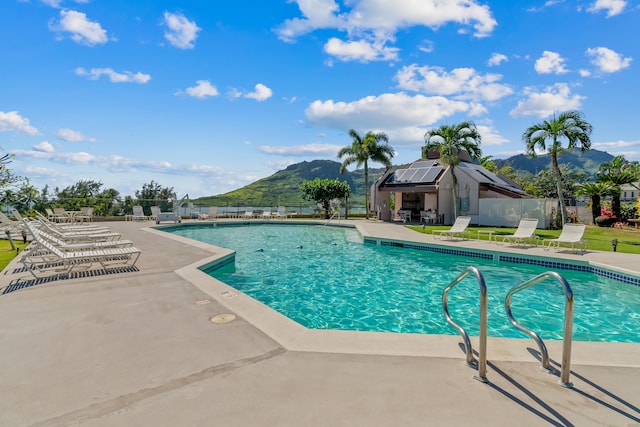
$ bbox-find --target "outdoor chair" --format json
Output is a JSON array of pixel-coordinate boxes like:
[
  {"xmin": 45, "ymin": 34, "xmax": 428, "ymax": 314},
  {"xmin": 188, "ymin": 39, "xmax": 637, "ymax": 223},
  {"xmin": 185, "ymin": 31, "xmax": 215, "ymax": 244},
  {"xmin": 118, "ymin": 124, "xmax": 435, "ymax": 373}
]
[
  {"xmin": 273, "ymin": 206, "xmax": 287, "ymax": 219},
  {"xmin": 132, "ymin": 205, "xmax": 148, "ymax": 221},
  {"xmin": 261, "ymin": 209, "xmax": 272, "ymax": 219},
  {"xmin": 496, "ymin": 218, "xmax": 539, "ymax": 247},
  {"xmin": 543, "ymin": 223, "xmax": 587, "ymax": 253},
  {"xmin": 197, "ymin": 206, "xmax": 218, "ymax": 220},
  {"xmin": 19, "ymin": 220, "xmax": 141, "ymax": 279},
  {"xmin": 433, "ymin": 216, "xmax": 472, "ymax": 240},
  {"xmin": 74, "ymin": 207, "xmax": 94, "ymax": 222}
]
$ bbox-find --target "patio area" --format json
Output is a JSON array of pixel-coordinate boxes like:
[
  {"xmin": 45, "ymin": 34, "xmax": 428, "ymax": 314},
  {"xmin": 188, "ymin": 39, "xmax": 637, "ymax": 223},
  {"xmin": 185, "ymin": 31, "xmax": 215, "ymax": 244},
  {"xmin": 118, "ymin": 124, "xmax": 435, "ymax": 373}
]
[{"xmin": 0, "ymin": 219, "xmax": 638, "ymax": 426}]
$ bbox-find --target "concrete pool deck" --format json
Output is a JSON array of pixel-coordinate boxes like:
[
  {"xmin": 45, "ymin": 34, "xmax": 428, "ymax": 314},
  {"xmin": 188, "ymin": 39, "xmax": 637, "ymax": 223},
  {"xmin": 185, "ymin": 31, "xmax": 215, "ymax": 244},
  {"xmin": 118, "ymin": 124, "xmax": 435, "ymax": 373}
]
[{"xmin": 1, "ymin": 219, "xmax": 639, "ymax": 426}]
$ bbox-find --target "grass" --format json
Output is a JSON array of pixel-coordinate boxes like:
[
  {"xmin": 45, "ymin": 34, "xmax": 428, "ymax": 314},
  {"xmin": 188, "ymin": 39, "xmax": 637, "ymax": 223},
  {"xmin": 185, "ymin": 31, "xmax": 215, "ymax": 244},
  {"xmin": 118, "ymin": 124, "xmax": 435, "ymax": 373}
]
[
  {"xmin": 0, "ymin": 239, "xmax": 28, "ymax": 271},
  {"xmin": 407, "ymin": 223, "xmax": 640, "ymax": 254}
]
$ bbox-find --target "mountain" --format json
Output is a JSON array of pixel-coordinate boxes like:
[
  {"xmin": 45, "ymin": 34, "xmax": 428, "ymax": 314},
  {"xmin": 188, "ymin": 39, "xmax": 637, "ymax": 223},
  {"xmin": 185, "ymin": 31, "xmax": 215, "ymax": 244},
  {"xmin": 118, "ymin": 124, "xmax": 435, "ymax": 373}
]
[
  {"xmin": 194, "ymin": 160, "xmax": 387, "ymax": 206},
  {"xmin": 494, "ymin": 149, "xmax": 613, "ymax": 177},
  {"xmin": 193, "ymin": 149, "xmax": 613, "ymax": 206}
]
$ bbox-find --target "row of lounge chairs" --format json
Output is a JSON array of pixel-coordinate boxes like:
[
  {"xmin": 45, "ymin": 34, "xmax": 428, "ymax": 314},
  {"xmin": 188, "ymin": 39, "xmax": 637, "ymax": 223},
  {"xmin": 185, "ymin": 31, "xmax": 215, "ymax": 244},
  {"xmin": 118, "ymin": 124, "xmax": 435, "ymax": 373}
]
[
  {"xmin": 433, "ymin": 216, "xmax": 587, "ymax": 253},
  {"xmin": 12, "ymin": 210, "xmax": 141, "ymax": 279},
  {"xmin": 197, "ymin": 206, "xmax": 290, "ymax": 220}
]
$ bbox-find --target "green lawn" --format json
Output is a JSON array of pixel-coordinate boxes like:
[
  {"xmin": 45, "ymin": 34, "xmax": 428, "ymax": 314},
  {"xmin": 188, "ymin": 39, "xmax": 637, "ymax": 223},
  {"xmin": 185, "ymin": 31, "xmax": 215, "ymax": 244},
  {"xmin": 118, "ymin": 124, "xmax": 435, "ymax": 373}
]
[
  {"xmin": 407, "ymin": 224, "xmax": 640, "ymax": 254},
  {"xmin": 0, "ymin": 240, "xmax": 28, "ymax": 271}
]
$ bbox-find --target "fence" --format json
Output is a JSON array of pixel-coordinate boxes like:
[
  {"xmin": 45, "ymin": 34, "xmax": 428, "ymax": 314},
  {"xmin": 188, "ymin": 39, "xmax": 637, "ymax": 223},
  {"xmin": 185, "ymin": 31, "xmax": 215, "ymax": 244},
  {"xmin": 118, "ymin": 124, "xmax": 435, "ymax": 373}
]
[{"xmin": 478, "ymin": 198, "xmax": 557, "ymax": 228}]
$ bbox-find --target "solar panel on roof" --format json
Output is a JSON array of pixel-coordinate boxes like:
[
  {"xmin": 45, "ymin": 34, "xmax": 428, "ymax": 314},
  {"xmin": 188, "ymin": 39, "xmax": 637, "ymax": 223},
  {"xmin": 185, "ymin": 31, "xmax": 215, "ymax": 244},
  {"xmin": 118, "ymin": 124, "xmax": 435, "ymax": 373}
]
[{"xmin": 385, "ymin": 165, "xmax": 442, "ymax": 184}]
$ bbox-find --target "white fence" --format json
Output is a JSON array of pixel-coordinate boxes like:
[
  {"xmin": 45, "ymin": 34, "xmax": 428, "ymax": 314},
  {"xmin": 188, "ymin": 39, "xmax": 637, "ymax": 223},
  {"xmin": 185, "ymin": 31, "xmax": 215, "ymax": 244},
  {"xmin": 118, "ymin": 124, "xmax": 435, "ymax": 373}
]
[{"xmin": 478, "ymin": 198, "xmax": 557, "ymax": 228}]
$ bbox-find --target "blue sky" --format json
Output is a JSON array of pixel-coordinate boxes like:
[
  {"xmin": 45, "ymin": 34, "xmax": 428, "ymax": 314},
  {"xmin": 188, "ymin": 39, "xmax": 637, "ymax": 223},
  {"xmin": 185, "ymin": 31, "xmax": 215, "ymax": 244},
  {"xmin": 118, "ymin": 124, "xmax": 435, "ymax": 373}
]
[{"xmin": 1, "ymin": 0, "xmax": 638, "ymax": 198}]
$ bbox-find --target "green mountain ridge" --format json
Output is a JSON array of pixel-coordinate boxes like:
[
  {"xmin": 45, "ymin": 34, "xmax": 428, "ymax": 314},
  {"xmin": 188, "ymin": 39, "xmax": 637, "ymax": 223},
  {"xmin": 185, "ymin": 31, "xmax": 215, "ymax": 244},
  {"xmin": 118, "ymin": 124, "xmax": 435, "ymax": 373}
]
[{"xmin": 194, "ymin": 150, "xmax": 613, "ymax": 206}]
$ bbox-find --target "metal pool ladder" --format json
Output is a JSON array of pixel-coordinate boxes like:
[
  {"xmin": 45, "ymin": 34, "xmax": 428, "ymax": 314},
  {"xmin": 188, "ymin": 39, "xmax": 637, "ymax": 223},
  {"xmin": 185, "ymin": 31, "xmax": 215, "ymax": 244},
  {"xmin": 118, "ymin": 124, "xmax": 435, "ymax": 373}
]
[
  {"xmin": 505, "ymin": 271, "xmax": 574, "ymax": 388},
  {"xmin": 442, "ymin": 266, "xmax": 488, "ymax": 383}
]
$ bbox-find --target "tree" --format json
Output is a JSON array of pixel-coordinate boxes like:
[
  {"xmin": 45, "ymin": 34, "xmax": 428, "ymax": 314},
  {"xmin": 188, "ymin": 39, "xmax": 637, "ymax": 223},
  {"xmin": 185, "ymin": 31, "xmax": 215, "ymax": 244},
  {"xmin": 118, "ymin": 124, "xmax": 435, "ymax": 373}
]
[
  {"xmin": 135, "ymin": 181, "xmax": 174, "ymax": 215},
  {"xmin": 338, "ymin": 129, "xmax": 394, "ymax": 219},
  {"xmin": 596, "ymin": 155, "xmax": 640, "ymax": 219},
  {"xmin": 523, "ymin": 110, "xmax": 593, "ymax": 225},
  {"xmin": 574, "ymin": 181, "xmax": 616, "ymax": 223},
  {"xmin": 300, "ymin": 178, "xmax": 351, "ymax": 219},
  {"xmin": 54, "ymin": 179, "xmax": 103, "ymax": 211},
  {"xmin": 423, "ymin": 121, "xmax": 482, "ymax": 218}
]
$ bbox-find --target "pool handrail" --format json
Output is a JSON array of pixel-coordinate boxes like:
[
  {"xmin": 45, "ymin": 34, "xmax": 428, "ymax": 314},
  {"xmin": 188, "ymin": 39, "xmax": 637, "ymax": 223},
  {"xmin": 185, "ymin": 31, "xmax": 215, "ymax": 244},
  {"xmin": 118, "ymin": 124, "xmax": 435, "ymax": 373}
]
[
  {"xmin": 504, "ymin": 271, "xmax": 574, "ymax": 388},
  {"xmin": 442, "ymin": 266, "xmax": 488, "ymax": 383}
]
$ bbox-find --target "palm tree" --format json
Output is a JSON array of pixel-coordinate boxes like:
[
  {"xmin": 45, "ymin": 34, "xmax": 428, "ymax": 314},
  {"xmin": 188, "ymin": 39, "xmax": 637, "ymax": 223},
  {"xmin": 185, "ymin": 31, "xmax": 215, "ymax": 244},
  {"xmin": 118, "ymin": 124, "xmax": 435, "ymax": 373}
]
[
  {"xmin": 574, "ymin": 181, "xmax": 616, "ymax": 224},
  {"xmin": 523, "ymin": 110, "xmax": 592, "ymax": 225},
  {"xmin": 338, "ymin": 129, "xmax": 394, "ymax": 219},
  {"xmin": 596, "ymin": 155, "xmax": 640, "ymax": 218},
  {"xmin": 423, "ymin": 121, "xmax": 482, "ymax": 219}
]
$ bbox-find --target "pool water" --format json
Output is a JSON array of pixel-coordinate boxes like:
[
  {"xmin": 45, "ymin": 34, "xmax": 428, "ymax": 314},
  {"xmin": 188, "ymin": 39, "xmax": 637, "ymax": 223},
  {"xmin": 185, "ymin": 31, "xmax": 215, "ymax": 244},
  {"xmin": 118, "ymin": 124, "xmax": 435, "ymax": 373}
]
[{"xmin": 168, "ymin": 224, "xmax": 640, "ymax": 343}]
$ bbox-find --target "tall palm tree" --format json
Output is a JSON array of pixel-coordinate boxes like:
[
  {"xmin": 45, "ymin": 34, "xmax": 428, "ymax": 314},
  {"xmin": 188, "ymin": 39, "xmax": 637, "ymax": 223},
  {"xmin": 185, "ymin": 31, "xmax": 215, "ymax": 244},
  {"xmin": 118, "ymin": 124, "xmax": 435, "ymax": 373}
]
[
  {"xmin": 574, "ymin": 181, "xmax": 616, "ymax": 224},
  {"xmin": 423, "ymin": 121, "xmax": 482, "ymax": 219},
  {"xmin": 338, "ymin": 129, "xmax": 394, "ymax": 219},
  {"xmin": 523, "ymin": 110, "xmax": 592, "ymax": 225},
  {"xmin": 596, "ymin": 155, "xmax": 640, "ymax": 218}
]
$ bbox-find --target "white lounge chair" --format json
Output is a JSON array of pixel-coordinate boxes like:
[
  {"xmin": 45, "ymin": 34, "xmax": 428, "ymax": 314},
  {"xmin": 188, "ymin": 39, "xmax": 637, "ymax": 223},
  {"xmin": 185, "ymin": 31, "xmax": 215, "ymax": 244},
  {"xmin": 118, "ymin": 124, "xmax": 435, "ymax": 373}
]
[
  {"xmin": 132, "ymin": 205, "xmax": 148, "ymax": 221},
  {"xmin": 273, "ymin": 206, "xmax": 287, "ymax": 219},
  {"xmin": 197, "ymin": 206, "xmax": 218, "ymax": 220},
  {"xmin": 19, "ymin": 223, "xmax": 141, "ymax": 279},
  {"xmin": 543, "ymin": 224, "xmax": 587, "ymax": 253},
  {"xmin": 150, "ymin": 206, "xmax": 161, "ymax": 221},
  {"xmin": 243, "ymin": 209, "xmax": 254, "ymax": 219},
  {"xmin": 24, "ymin": 220, "xmax": 134, "ymax": 251},
  {"xmin": 497, "ymin": 218, "xmax": 539, "ymax": 247},
  {"xmin": 261, "ymin": 209, "xmax": 272, "ymax": 219},
  {"xmin": 433, "ymin": 216, "xmax": 472, "ymax": 240}
]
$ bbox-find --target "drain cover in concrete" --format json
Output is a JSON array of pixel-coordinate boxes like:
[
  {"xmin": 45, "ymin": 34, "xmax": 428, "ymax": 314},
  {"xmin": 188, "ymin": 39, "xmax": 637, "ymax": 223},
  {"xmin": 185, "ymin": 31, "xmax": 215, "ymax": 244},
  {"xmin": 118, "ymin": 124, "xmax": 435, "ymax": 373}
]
[
  {"xmin": 195, "ymin": 299, "xmax": 211, "ymax": 305},
  {"xmin": 210, "ymin": 313, "xmax": 236, "ymax": 324}
]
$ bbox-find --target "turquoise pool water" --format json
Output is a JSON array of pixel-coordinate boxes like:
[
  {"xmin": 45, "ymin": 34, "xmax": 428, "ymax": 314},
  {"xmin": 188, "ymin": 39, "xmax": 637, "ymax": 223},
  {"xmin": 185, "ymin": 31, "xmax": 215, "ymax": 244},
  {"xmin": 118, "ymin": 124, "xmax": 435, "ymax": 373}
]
[{"xmin": 167, "ymin": 224, "xmax": 640, "ymax": 343}]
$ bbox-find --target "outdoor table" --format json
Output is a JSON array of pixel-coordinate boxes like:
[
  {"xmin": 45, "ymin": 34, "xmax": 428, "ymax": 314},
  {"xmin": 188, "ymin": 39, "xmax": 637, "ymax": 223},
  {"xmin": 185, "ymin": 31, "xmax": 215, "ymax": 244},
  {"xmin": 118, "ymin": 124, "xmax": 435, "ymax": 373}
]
[{"xmin": 477, "ymin": 230, "xmax": 495, "ymax": 243}]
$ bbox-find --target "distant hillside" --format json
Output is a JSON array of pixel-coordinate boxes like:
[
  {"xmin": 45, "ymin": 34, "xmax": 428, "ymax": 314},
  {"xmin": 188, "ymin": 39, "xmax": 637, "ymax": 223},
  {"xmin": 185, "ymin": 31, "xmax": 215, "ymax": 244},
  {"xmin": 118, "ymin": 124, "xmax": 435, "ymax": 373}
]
[
  {"xmin": 194, "ymin": 149, "xmax": 613, "ymax": 207},
  {"xmin": 193, "ymin": 160, "xmax": 387, "ymax": 206},
  {"xmin": 494, "ymin": 149, "xmax": 612, "ymax": 177}
]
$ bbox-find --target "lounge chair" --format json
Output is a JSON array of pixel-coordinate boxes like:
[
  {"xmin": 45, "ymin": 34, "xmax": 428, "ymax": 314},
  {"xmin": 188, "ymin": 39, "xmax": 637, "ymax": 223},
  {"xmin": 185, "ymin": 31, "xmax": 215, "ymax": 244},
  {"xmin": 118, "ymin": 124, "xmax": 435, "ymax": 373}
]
[
  {"xmin": 543, "ymin": 224, "xmax": 587, "ymax": 253},
  {"xmin": 273, "ymin": 206, "xmax": 287, "ymax": 219},
  {"xmin": 132, "ymin": 205, "xmax": 149, "ymax": 221},
  {"xmin": 24, "ymin": 220, "xmax": 134, "ymax": 250},
  {"xmin": 19, "ymin": 221, "xmax": 141, "ymax": 278},
  {"xmin": 496, "ymin": 218, "xmax": 539, "ymax": 247},
  {"xmin": 197, "ymin": 206, "xmax": 218, "ymax": 220},
  {"xmin": 261, "ymin": 209, "xmax": 272, "ymax": 219},
  {"xmin": 34, "ymin": 218, "xmax": 122, "ymax": 243},
  {"xmin": 243, "ymin": 209, "xmax": 254, "ymax": 219},
  {"xmin": 150, "ymin": 206, "xmax": 161, "ymax": 221},
  {"xmin": 74, "ymin": 207, "xmax": 94, "ymax": 223},
  {"xmin": 433, "ymin": 216, "xmax": 472, "ymax": 240}
]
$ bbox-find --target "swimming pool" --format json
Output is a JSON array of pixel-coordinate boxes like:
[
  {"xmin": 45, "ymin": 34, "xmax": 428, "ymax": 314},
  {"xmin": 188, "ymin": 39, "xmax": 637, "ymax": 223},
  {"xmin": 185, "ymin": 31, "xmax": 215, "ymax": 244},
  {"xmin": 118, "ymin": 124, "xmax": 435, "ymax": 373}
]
[{"xmin": 167, "ymin": 223, "xmax": 640, "ymax": 343}]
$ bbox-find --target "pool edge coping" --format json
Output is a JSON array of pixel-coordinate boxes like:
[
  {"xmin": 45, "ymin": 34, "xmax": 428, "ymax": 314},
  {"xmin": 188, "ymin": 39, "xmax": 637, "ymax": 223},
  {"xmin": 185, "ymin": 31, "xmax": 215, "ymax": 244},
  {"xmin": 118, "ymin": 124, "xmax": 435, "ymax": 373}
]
[{"xmin": 146, "ymin": 222, "xmax": 640, "ymax": 368}]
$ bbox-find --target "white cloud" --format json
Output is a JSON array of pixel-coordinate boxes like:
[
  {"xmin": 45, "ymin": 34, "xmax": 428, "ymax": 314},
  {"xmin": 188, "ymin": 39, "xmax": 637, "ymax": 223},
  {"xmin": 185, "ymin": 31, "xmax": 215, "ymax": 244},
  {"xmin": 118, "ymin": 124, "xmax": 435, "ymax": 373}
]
[
  {"xmin": 40, "ymin": 0, "xmax": 89, "ymax": 7},
  {"xmin": 534, "ymin": 51, "xmax": 568, "ymax": 74},
  {"xmin": 488, "ymin": 53, "xmax": 508, "ymax": 66},
  {"xmin": 177, "ymin": 80, "xmax": 219, "ymax": 98},
  {"xmin": 509, "ymin": 83, "xmax": 585, "ymax": 118},
  {"xmin": 34, "ymin": 141, "xmax": 54, "ymax": 153},
  {"xmin": 0, "ymin": 111, "xmax": 40, "ymax": 135},
  {"xmin": 395, "ymin": 64, "xmax": 513, "ymax": 102},
  {"xmin": 475, "ymin": 122, "xmax": 510, "ymax": 146},
  {"xmin": 57, "ymin": 128, "xmax": 96, "ymax": 142},
  {"xmin": 276, "ymin": 0, "xmax": 497, "ymax": 42},
  {"xmin": 323, "ymin": 36, "xmax": 399, "ymax": 62},
  {"xmin": 75, "ymin": 67, "xmax": 151, "ymax": 83},
  {"xmin": 586, "ymin": 47, "xmax": 632, "ymax": 73},
  {"xmin": 163, "ymin": 11, "xmax": 200, "ymax": 49},
  {"xmin": 587, "ymin": 0, "xmax": 627, "ymax": 17},
  {"xmin": 244, "ymin": 84, "xmax": 273, "ymax": 101},
  {"xmin": 258, "ymin": 143, "xmax": 343, "ymax": 157},
  {"xmin": 49, "ymin": 10, "xmax": 108, "ymax": 46},
  {"xmin": 275, "ymin": 0, "xmax": 496, "ymax": 63},
  {"xmin": 305, "ymin": 92, "xmax": 471, "ymax": 133}
]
